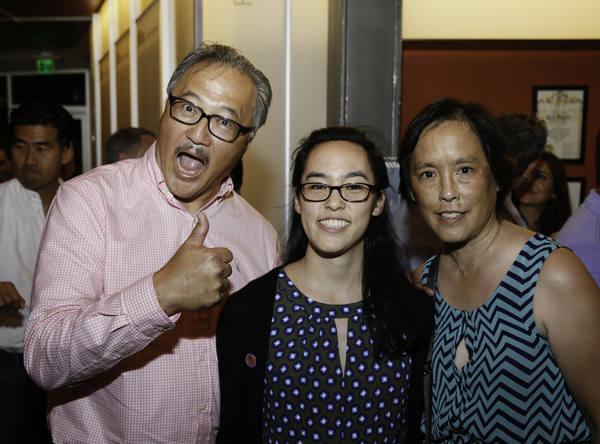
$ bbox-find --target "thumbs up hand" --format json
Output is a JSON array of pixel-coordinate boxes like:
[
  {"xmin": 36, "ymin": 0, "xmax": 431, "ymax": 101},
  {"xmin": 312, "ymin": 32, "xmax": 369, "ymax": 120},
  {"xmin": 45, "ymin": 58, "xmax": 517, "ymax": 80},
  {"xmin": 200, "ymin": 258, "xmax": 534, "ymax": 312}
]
[{"xmin": 153, "ymin": 212, "xmax": 233, "ymax": 316}]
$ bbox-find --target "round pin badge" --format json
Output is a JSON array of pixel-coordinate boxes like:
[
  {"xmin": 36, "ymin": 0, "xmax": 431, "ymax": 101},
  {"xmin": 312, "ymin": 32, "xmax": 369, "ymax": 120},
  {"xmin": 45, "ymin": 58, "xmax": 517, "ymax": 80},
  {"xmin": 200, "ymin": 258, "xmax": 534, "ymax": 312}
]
[{"xmin": 245, "ymin": 353, "xmax": 256, "ymax": 368}]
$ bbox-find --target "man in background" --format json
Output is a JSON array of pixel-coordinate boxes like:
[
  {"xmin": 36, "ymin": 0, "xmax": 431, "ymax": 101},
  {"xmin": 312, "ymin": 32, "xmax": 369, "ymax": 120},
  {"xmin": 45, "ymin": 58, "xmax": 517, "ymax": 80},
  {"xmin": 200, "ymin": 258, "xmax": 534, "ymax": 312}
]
[
  {"xmin": 556, "ymin": 128, "xmax": 600, "ymax": 286},
  {"xmin": 0, "ymin": 101, "xmax": 73, "ymax": 443},
  {"xmin": 497, "ymin": 112, "xmax": 548, "ymax": 226},
  {"xmin": 105, "ymin": 126, "xmax": 156, "ymax": 164}
]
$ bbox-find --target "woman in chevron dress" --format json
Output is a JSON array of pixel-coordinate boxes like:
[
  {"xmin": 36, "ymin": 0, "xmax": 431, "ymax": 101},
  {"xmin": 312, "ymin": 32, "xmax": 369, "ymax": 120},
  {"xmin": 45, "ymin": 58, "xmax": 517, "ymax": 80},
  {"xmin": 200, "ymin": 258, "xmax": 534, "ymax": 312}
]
[
  {"xmin": 217, "ymin": 126, "xmax": 434, "ymax": 443},
  {"xmin": 398, "ymin": 98, "xmax": 600, "ymax": 443}
]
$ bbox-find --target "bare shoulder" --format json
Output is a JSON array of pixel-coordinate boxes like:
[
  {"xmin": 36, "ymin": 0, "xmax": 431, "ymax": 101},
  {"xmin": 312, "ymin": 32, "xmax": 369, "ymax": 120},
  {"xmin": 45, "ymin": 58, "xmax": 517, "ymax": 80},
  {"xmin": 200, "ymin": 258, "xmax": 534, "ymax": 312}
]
[
  {"xmin": 502, "ymin": 222, "xmax": 535, "ymax": 246},
  {"xmin": 535, "ymin": 246, "xmax": 600, "ymax": 336},
  {"xmin": 538, "ymin": 246, "xmax": 590, "ymax": 287},
  {"xmin": 494, "ymin": 222, "xmax": 535, "ymax": 266}
]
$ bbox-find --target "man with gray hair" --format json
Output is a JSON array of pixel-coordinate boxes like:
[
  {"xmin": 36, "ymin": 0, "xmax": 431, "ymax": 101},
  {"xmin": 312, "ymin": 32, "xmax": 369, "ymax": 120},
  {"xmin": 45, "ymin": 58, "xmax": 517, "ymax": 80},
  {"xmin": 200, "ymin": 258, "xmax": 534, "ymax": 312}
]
[{"xmin": 25, "ymin": 42, "xmax": 280, "ymax": 443}]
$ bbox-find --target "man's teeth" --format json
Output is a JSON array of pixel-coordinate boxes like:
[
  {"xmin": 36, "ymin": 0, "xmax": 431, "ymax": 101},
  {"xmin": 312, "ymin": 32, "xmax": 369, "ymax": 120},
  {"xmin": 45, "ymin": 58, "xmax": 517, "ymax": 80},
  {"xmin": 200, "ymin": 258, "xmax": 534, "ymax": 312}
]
[{"xmin": 320, "ymin": 219, "xmax": 349, "ymax": 229}]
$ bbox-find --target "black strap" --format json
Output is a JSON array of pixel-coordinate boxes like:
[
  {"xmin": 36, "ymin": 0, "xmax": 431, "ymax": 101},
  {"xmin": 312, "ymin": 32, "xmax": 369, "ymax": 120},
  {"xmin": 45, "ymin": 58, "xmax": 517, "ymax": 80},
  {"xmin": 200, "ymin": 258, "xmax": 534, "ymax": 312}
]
[{"xmin": 424, "ymin": 255, "xmax": 439, "ymax": 444}]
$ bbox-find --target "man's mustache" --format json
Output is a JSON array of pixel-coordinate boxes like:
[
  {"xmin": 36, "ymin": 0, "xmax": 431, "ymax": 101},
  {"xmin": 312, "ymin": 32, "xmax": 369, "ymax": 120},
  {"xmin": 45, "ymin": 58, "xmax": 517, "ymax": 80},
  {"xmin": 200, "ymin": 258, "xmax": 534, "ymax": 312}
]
[
  {"xmin": 19, "ymin": 165, "xmax": 42, "ymax": 175},
  {"xmin": 175, "ymin": 143, "xmax": 210, "ymax": 166}
]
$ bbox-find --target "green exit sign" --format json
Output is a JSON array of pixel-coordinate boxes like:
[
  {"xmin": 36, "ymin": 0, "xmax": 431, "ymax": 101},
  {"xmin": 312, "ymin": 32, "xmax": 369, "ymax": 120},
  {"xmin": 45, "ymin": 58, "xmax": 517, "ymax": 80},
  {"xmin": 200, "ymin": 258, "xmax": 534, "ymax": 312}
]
[{"xmin": 36, "ymin": 59, "xmax": 55, "ymax": 74}]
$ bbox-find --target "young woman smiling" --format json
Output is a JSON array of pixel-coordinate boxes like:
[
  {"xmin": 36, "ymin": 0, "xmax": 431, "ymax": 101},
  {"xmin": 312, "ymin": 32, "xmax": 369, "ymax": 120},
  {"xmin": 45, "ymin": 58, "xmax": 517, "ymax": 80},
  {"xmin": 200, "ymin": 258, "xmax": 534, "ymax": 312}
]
[{"xmin": 217, "ymin": 126, "xmax": 433, "ymax": 443}]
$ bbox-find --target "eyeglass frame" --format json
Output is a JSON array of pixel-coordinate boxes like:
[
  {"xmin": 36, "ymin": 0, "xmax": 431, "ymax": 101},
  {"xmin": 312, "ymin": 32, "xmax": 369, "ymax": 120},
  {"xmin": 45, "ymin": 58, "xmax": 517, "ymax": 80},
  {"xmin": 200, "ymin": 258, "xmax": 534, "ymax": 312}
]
[
  {"xmin": 168, "ymin": 94, "xmax": 254, "ymax": 142},
  {"xmin": 298, "ymin": 182, "xmax": 379, "ymax": 203}
]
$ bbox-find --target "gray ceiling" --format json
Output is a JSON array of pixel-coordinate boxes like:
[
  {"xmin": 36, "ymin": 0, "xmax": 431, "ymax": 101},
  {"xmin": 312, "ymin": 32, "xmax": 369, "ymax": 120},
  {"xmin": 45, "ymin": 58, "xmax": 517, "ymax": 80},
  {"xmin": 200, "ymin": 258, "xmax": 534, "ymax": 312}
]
[
  {"xmin": 0, "ymin": 0, "xmax": 100, "ymax": 18},
  {"xmin": 0, "ymin": 0, "xmax": 99, "ymax": 71}
]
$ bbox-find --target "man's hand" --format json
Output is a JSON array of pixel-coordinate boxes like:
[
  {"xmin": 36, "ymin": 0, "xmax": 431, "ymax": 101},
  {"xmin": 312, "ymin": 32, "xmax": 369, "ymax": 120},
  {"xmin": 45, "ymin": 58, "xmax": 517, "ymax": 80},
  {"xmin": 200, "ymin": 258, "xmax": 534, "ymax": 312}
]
[
  {"xmin": 406, "ymin": 267, "xmax": 435, "ymax": 297},
  {"xmin": 0, "ymin": 282, "xmax": 25, "ymax": 310},
  {"xmin": 514, "ymin": 157, "xmax": 543, "ymax": 192},
  {"xmin": 153, "ymin": 212, "xmax": 233, "ymax": 316}
]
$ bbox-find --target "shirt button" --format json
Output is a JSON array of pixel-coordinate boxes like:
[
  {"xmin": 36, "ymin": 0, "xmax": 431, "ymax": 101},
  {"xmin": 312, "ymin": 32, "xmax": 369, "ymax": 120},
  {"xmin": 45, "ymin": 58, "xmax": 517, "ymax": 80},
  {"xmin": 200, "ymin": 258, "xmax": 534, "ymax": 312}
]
[
  {"xmin": 199, "ymin": 355, "xmax": 205, "ymax": 362},
  {"xmin": 115, "ymin": 354, "xmax": 123, "ymax": 359},
  {"xmin": 156, "ymin": 326, "xmax": 165, "ymax": 332},
  {"xmin": 199, "ymin": 404, "xmax": 206, "ymax": 412}
]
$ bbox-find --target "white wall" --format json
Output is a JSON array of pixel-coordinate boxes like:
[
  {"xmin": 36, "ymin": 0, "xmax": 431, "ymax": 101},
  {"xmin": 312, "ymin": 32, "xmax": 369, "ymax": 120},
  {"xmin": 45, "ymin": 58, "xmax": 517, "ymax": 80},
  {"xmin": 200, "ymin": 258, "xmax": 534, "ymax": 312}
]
[
  {"xmin": 92, "ymin": 0, "xmax": 194, "ymax": 166},
  {"xmin": 202, "ymin": 0, "xmax": 329, "ymax": 237},
  {"xmin": 403, "ymin": 0, "xmax": 600, "ymax": 39}
]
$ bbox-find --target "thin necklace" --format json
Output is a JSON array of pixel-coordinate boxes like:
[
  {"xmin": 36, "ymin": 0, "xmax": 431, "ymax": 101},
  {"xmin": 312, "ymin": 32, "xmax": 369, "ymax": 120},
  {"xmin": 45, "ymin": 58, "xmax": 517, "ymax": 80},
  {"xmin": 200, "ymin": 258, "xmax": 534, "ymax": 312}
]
[{"xmin": 447, "ymin": 226, "xmax": 501, "ymax": 278}]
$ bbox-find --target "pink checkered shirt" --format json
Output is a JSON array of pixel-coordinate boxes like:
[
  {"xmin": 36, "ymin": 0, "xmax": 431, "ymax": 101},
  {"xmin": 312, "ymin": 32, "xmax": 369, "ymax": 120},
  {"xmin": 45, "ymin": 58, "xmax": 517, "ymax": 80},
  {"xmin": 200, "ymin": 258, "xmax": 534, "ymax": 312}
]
[{"xmin": 24, "ymin": 144, "xmax": 281, "ymax": 443}]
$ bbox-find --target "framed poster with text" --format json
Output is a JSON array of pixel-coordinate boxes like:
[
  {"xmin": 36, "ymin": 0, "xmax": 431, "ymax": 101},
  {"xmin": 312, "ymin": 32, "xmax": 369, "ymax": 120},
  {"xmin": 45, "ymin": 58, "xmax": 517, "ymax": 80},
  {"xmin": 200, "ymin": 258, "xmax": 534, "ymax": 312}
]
[
  {"xmin": 533, "ymin": 86, "xmax": 587, "ymax": 163},
  {"xmin": 567, "ymin": 177, "xmax": 586, "ymax": 213}
]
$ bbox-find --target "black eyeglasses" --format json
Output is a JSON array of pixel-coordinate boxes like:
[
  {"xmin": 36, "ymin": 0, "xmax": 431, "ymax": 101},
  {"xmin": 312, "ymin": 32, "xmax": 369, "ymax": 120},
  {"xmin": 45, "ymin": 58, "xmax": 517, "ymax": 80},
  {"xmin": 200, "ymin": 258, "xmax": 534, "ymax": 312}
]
[
  {"xmin": 168, "ymin": 94, "xmax": 254, "ymax": 142},
  {"xmin": 299, "ymin": 182, "xmax": 378, "ymax": 202}
]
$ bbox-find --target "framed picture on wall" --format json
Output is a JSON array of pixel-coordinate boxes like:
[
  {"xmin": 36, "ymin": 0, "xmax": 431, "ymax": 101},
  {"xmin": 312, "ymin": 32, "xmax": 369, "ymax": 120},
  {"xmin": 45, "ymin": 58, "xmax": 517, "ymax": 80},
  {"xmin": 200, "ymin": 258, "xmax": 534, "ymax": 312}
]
[
  {"xmin": 567, "ymin": 177, "xmax": 586, "ymax": 213},
  {"xmin": 532, "ymin": 86, "xmax": 588, "ymax": 163}
]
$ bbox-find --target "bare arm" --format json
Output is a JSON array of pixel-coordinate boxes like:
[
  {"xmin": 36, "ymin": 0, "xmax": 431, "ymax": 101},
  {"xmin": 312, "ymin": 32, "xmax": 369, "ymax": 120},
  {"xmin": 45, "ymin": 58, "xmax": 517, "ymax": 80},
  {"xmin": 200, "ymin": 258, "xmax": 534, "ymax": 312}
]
[{"xmin": 535, "ymin": 248, "xmax": 600, "ymax": 442}]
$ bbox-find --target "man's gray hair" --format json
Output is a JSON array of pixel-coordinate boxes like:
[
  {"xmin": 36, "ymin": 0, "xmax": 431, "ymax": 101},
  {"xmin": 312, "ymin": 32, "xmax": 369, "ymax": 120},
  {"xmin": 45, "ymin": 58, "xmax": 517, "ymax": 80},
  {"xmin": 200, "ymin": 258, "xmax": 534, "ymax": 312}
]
[{"xmin": 167, "ymin": 42, "xmax": 272, "ymax": 131}]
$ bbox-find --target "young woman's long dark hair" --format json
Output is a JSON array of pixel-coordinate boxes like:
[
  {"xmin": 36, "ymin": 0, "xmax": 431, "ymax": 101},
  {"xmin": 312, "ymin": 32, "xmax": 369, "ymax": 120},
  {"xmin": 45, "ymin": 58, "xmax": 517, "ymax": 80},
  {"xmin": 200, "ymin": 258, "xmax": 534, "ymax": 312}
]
[
  {"xmin": 284, "ymin": 126, "xmax": 433, "ymax": 358},
  {"xmin": 513, "ymin": 151, "xmax": 571, "ymax": 236}
]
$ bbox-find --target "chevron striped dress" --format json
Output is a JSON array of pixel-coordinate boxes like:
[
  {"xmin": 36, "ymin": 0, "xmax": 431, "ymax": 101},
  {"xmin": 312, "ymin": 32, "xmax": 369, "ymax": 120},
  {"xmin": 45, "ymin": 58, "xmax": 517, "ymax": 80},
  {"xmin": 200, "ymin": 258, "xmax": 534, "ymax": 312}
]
[{"xmin": 422, "ymin": 234, "xmax": 591, "ymax": 443}]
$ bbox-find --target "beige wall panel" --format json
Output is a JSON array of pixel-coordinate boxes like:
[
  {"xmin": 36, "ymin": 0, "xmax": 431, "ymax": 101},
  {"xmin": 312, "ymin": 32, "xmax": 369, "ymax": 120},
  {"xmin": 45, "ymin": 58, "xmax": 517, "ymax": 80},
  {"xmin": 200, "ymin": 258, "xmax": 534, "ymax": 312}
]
[
  {"xmin": 403, "ymin": 0, "xmax": 600, "ymax": 39},
  {"xmin": 115, "ymin": 31, "xmax": 131, "ymax": 129},
  {"xmin": 137, "ymin": 1, "xmax": 162, "ymax": 135},
  {"xmin": 116, "ymin": 0, "xmax": 130, "ymax": 38},
  {"xmin": 288, "ymin": 1, "xmax": 328, "ymax": 159},
  {"xmin": 100, "ymin": 54, "xmax": 111, "ymax": 164},
  {"xmin": 137, "ymin": 0, "xmax": 155, "ymax": 16},
  {"xmin": 202, "ymin": 0, "xmax": 328, "ymax": 236},
  {"xmin": 175, "ymin": 0, "xmax": 195, "ymax": 64},
  {"xmin": 99, "ymin": 1, "xmax": 110, "ymax": 56}
]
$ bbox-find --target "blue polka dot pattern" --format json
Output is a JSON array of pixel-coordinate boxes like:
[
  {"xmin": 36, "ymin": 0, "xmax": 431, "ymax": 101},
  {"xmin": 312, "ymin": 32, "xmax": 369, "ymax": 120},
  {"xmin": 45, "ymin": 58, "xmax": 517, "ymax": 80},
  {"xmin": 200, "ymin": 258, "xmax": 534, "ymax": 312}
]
[{"xmin": 262, "ymin": 270, "xmax": 412, "ymax": 443}]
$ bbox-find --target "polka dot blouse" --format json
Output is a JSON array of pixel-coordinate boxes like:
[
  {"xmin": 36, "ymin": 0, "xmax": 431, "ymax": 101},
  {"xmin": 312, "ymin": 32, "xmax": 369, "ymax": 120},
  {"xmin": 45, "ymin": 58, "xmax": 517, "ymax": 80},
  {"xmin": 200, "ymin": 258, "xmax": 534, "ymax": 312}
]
[{"xmin": 262, "ymin": 269, "xmax": 412, "ymax": 443}]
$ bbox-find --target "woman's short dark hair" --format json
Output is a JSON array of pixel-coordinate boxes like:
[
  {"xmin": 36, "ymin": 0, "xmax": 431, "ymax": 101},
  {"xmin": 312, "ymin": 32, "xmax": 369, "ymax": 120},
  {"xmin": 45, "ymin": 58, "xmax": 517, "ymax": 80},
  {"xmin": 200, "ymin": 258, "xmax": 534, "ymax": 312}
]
[
  {"xmin": 286, "ymin": 126, "xmax": 433, "ymax": 357},
  {"xmin": 398, "ymin": 98, "xmax": 514, "ymax": 217},
  {"xmin": 167, "ymin": 42, "xmax": 272, "ymax": 131}
]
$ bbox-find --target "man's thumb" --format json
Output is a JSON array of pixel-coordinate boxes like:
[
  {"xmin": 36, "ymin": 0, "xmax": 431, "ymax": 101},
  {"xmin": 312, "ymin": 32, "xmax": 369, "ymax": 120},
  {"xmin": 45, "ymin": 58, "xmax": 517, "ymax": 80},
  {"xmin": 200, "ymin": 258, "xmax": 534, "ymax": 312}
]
[{"xmin": 187, "ymin": 212, "xmax": 209, "ymax": 246}]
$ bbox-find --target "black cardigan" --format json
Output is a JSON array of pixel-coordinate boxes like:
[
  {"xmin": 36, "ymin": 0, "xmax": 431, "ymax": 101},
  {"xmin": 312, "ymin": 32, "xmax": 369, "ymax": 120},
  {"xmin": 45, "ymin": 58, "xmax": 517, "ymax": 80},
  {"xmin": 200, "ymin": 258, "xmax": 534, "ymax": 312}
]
[{"xmin": 216, "ymin": 267, "xmax": 429, "ymax": 444}]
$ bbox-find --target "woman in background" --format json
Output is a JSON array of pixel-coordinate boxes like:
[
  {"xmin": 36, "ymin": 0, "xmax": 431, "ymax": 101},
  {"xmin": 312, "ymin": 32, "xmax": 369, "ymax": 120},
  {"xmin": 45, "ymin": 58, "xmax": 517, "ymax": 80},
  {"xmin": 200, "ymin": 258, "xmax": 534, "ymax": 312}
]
[
  {"xmin": 513, "ymin": 150, "xmax": 571, "ymax": 237},
  {"xmin": 399, "ymin": 98, "xmax": 600, "ymax": 443},
  {"xmin": 217, "ymin": 126, "xmax": 433, "ymax": 443}
]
